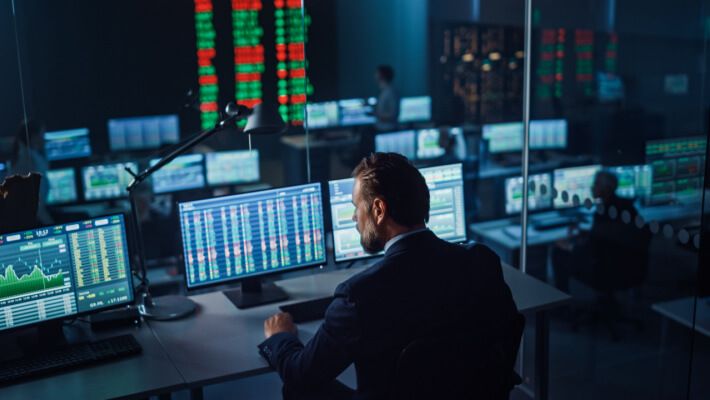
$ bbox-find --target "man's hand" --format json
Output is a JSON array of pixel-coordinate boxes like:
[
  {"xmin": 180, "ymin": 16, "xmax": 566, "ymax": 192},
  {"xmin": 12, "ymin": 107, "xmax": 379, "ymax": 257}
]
[{"xmin": 264, "ymin": 312, "xmax": 297, "ymax": 339}]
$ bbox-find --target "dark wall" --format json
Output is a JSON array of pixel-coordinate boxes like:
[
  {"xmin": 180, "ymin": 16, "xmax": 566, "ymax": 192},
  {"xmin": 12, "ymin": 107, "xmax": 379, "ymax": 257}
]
[{"xmin": 1, "ymin": 0, "xmax": 25, "ymax": 152}]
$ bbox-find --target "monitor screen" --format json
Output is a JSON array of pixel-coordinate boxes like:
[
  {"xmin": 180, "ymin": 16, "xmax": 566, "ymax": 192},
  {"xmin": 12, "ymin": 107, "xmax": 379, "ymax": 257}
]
[
  {"xmin": 530, "ymin": 119, "xmax": 567, "ymax": 150},
  {"xmin": 375, "ymin": 130, "xmax": 417, "ymax": 159},
  {"xmin": 47, "ymin": 168, "xmax": 78, "ymax": 205},
  {"xmin": 505, "ymin": 173, "xmax": 553, "ymax": 214},
  {"xmin": 416, "ymin": 129, "xmax": 446, "ymax": 159},
  {"xmin": 482, "ymin": 122, "xmax": 523, "ymax": 154},
  {"xmin": 398, "ymin": 96, "xmax": 432, "ymax": 123},
  {"xmin": 329, "ymin": 163, "xmax": 466, "ymax": 262},
  {"xmin": 338, "ymin": 98, "xmax": 376, "ymax": 126},
  {"xmin": 0, "ymin": 214, "xmax": 134, "ymax": 332},
  {"xmin": 44, "ymin": 128, "xmax": 92, "ymax": 161},
  {"xmin": 306, "ymin": 101, "xmax": 339, "ymax": 129},
  {"xmin": 150, "ymin": 154, "xmax": 205, "ymax": 194},
  {"xmin": 608, "ymin": 165, "xmax": 653, "ymax": 200},
  {"xmin": 0, "ymin": 161, "xmax": 6, "ymax": 180},
  {"xmin": 108, "ymin": 114, "xmax": 180, "ymax": 151},
  {"xmin": 553, "ymin": 165, "xmax": 602, "ymax": 208},
  {"xmin": 645, "ymin": 136, "xmax": 706, "ymax": 203},
  {"xmin": 179, "ymin": 183, "xmax": 327, "ymax": 289},
  {"xmin": 206, "ymin": 150, "xmax": 260, "ymax": 186},
  {"xmin": 82, "ymin": 162, "xmax": 137, "ymax": 201}
]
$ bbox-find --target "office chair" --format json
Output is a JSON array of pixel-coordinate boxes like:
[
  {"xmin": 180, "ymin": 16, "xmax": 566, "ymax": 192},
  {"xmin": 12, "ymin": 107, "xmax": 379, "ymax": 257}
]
[
  {"xmin": 391, "ymin": 312, "xmax": 525, "ymax": 400},
  {"xmin": 0, "ymin": 172, "xmax": 40, "ymax": 233},
  {"xmin": 571, "ymin": 222, "xmax": 652, "ymax": 341}
]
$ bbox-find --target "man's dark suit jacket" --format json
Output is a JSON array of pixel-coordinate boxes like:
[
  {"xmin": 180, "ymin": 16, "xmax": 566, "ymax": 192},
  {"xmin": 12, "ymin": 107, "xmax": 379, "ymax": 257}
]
[{"xmin": 259, "ymin": 230, "xmax": 520, "ymax": 400}]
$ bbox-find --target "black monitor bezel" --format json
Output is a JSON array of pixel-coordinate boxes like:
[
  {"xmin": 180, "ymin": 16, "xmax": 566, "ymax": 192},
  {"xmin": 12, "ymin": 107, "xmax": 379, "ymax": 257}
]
[
  {"xmin": 178, "ymin": 182, "xmax": 329, "ymax": 291},
  {"xmin": 0, "ymin": 212, "xmax": 136, "ymax": 335}
]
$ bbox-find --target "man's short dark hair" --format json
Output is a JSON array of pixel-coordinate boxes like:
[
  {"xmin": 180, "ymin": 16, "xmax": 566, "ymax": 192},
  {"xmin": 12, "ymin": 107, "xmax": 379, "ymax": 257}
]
[
  {"xmin": 353, "ymin": 152, "xmax": 429, "ymax": 226},
  {"xmin": 376, "ymin": 65, "xmax": 394, "ymax": 83}
]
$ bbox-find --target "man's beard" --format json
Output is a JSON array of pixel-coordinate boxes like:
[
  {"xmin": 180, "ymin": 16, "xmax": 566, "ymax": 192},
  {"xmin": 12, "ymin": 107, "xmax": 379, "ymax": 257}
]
[{"xmin": 360, "ymin": 214, "xmax": 386, "ymax": 254}]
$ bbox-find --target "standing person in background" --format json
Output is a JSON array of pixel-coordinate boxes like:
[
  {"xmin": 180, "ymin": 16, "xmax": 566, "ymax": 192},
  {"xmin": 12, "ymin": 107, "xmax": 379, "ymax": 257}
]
[
  {"xmin": 373, "ymin": 65, "xmax": 399, "ymax": 132},
  {"xmin": 9, "ymin": 120, "xmax": 52, "ymax": 224}
]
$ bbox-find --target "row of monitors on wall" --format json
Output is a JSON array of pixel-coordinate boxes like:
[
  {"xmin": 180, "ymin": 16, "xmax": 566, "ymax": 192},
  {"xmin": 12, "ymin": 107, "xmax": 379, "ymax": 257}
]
[
  {"xmin": 46, "ymin": 150, "xmax": 260, "ymax": 205},
  {"xmin": 374, "ymin": 127, "xmax": 465, "ymax": 160},
  {"xmin": 43, "ymin": 115, "xmax": 180, "ymax": 161},
  {"xmin": 645, "ymin": 136, "xmax": 707, "ymax": 205},
  {"xmin": 481, "ymin": 119, "xmax": 568, "ymax": 153},
  {"xmin": 503, "ymin": 164, "xmax": 653, "ymax": 215},
  {"xmin": 306, "ymin": 96, "xmax": 432, "ymax": 129}
]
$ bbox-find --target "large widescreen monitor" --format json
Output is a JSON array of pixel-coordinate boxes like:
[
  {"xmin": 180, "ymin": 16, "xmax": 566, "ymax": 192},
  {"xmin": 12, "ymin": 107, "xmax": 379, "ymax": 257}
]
[
  {"xmin": 329, "ymin": 163, "xmax": 466, "ymax": 262},
  {"xmin": 398, "ymin": 96, "xmax": 432, "ymax": 123},
  {"xmin": 47, "ymin": 168, "xmax": 78, "ymax": 205},
  {"xmin": 645, "ymin": 136, "xmax": 706, "ymax": 204},
  {"xmin": 375, "ymin": 130, "xmax": 417, "ymax": 160},
  {"xmin": 504, "ymin": 173, "xmax": 553, "ymax": 215},
  {"xmin": 0, "ymin": 214, "xmax": 134, "ymax": 332},
  {"xmin": 179, "ymin": 182, "xmax": 327, "ymax": 290},
  {"xmin": 44, "ymin": 128, "xmax": 92, "ymax": 161},
  {"xmin": 205, "ymin": 150, "xmax": 260, "ymax": 186},
  {"xmin": 108, "ymin": 114, "xmax": 180, "ymax": 151},
  {"xmin": 553, "ymin": 165, "xmax": 602, "ymax": 209},
  {"xmin": 82, "ymin": 162, "xmax": 137, "ymax": 201},
  {"xmin": 150, "ymin": 154, "xmax": 205, "ymax": 194}
]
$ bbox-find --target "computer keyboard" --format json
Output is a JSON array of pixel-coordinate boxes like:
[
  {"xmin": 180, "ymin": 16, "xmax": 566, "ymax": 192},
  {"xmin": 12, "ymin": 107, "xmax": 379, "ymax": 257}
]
[
  {"xmin": 279, "ymin": 296, "xmax": 334, "ymax": 323},
  {"xmin": 0, "ymin": 334, "xmax": 142, "ymax": 386},
  {"xmin": 531, "ymin": 215, "xmax": 578, "ymax": 230}
]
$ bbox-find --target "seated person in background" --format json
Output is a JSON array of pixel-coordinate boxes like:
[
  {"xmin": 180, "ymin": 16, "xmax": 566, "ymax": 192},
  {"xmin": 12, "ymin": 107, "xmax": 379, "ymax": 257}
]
[
  {"xmin": 259, "ymin": 152, "xmax": 520, "ymax": 400},
  {"xmin": 373, "ymin": 65, "xmax": 399, "ymax": 132},
  {"xmin": 553, "ymin": 170, "xmax": 649, "ymax": 293}
]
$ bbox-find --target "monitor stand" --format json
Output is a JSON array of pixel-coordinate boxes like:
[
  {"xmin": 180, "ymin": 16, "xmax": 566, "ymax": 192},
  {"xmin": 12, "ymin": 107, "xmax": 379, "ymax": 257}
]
[{"xmin": 223, "ymin": 278, "xmax": 289, "ymax": 309}]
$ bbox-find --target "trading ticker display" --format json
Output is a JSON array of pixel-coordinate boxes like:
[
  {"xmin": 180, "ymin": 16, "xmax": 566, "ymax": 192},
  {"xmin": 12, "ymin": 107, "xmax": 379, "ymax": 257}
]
[
  {"xmin": 194, "ymin": 0, "xmax": 311, "ymax": 128},
  {"xmin": 645, "ymin": 137, "xmax": 707, "ymax": 204},
  {"xmin": 0, "ymin": 215, "xmax": 133, "ymax": 331},
  {"xmin": 179, "ymin": 183, "xmax": 326, "ymax": 288}
]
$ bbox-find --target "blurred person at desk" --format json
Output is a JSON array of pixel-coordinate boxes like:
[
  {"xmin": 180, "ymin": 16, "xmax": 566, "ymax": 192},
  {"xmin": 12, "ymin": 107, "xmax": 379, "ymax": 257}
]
[
  {"xmin": 372, "ymin": 65, "xmax": 399, "ymax": 132},
  {"xmin": 552, "ymin": 171, "xmax": 650, "ymax": 294},
  {"xmin": 8, "ymin": 120, "xmax": 52, "ymax": 224}
]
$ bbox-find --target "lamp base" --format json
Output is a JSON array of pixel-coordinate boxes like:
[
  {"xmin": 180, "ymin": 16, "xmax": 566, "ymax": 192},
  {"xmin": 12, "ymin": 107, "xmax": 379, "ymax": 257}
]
[{"xmin": 138, "ymin": 294, "xmax": 197, "ymax": 321}]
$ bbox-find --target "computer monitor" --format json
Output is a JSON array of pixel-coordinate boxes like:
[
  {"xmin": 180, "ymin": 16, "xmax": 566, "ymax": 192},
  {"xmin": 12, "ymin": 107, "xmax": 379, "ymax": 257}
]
[
  {"xmin": 375, "ymin": 130, "xmax": 417, "ymax": 159},
  {"xmin": 338, "ymin": 98, "xmax": 376, "ymax": 126},
  {"xmin": 0, "ymin": 214, "xmax": 134, "ymax": 333},
  {"xmin": 306, "ymin": 101, "xmax": 339, "ymax": 129},
  {"xmin": 529, "ymin": 119, "xmax": 567, "ymax": 150},
  {"xmin": 178, "ymin": 182, "xmax": 327, "ymax": 308},
  {"xmin": 553, "ymin": 165, "xmax": 602, "ymax": 209},
  {"xmin": 108, "ymin": 114, "xmax": 180, "ymax": 151},
  {"xmin": 47, "ymin": 168, "xmax": 78, "ymax": 205},
  {"xmin": 82, "ymin": 162, "xmax": 137, "ymax": 201},
  {"xmin": 608, "ymin": 165, "xmax": 653, "ymax": 200},
  {"xmin": 504, "ymin": 173, "xmax": 553, "ymax": 215},
  {"xmin": 416, "ymin": 129, "xmax": 446, "ymax": 159},
  {"xmin": 150, "ymin": 154, "xmax": 205, "ymax": 194},
  {"xmin": 328, "ymin": 163, "xmax": 466, "ymax": 262},
  {"xmin": 44, "ymin": 128, "xmax": 92, "ymax": 161},
  {"xmin": 398, "ymin": 96, "xmax": 432, "ymax": 123},
  {"xmin": 0, "ymin": 161, "xmax": 7, "ymax": 180},
  {"xmin": 206, "ymin": 150, "xmax": 259, "ymax": 186},
  {"xmin": 482, "ymin": 122, "xmax": 523, "ymax": 154},
  {"xmin": 645, "ymin": 136, "xmax": 706, "ymax": 204}
]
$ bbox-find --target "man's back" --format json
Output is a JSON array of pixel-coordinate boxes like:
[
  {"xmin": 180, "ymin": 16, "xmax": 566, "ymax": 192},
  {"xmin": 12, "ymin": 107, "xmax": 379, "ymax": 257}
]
[{"xmin": 260, "ymin": 230, "xmax": 520, "ymax": 400}]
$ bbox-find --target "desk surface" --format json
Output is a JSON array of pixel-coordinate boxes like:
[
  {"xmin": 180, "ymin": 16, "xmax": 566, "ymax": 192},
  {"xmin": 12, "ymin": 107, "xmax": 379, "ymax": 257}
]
[
  {"xmin": 1, "ymin": 323, "xmax": 185, "ymax": 400},
  {"xmin": 148, "ymin": 263, "xmax": 569, "ymax": 388},
  {"xmin": 652, "ymin": 297, "xmax": 710, "ymax": 337}
]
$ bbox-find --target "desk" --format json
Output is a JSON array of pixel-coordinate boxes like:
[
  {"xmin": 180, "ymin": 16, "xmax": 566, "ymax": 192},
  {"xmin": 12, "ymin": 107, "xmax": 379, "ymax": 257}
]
[
  {"xmin": 1, "ymin": 323, "xmax": 185, "ymax": 400},
  {"xmin": 148, "ymin": 264, "xmax": 569, "ymax": 400},
  {"xmin": 652, "ymin": 297, "xmax": 710, "ymax": 338}
]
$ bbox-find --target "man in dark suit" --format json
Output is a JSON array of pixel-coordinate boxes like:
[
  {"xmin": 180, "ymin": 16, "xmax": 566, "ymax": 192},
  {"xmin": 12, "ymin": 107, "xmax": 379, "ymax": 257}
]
[{"xmin": 259, "ymin": 153, "xmax": 520, "ymax": 399}]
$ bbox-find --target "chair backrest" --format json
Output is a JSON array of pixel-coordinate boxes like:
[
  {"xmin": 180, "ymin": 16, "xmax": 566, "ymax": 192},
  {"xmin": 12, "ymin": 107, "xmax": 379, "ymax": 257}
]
[
  {"xmin": 391, "ymin": 312, "xmax": 525, "ymax": 400},
  {"xmin": 0, "ymin": 173, "xmax": 41, "ymax": 234}
]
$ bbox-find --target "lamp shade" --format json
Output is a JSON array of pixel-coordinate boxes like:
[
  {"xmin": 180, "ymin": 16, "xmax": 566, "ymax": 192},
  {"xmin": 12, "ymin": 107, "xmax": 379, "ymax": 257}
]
[{"xmin": 244, "ymin": 103, "xmax": 287, "ymax": 135}]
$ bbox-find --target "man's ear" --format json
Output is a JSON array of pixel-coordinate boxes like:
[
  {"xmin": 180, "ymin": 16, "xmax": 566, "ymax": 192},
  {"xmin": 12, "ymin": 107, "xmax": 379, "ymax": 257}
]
[{"xmin": 372, "ymin": 197, "xmax": 386, "ymax": 225}]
